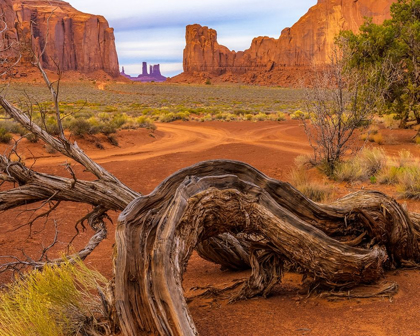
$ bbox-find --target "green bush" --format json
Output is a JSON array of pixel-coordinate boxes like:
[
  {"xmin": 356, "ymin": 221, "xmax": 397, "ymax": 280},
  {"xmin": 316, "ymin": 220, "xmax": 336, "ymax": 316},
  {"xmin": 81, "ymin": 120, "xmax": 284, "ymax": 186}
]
[
  {"xmin": 112, "ymin": 113, "xmax": 129, "ymax": 128},
  {"xmin": 0, "ymin": 120, "xmax": 27, "ymax": 136},
  {"xmin": 253, "ymin": 112, "xmax": 268, "ymax": 121},
  {"xmin": 98, "ymin": 123, "xmax": 117, "ymax": 136},
  {"xmin": 0, "ymin": 127, "xmax": 12, "ymax": 144},
  {"xmin": 69, "ymin": 119, "xmax": 91, "ymax": 137},
  {"xmin": 245, "ymin": 113, "xmax": 253, "ymax": 121},
  {"xmin": 159, "ymin": 112, "xmax": 177, "ymax": 123},
  {"xmin": 274, "ymin": 112, "xmax": 286, "ymax": 121},
  {"xmin": 26, "ymin": 133, "xmax": 38, "ymax": 143},
  {"xmin": 290, "ymin": 110, "xmax": 306, "ymax": 120}
]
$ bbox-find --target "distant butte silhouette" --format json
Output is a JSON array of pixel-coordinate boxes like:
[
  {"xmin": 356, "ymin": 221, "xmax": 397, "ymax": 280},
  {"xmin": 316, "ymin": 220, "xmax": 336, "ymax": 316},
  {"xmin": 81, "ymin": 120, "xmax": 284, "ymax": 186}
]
[{"xmin": 121, "ymin": 62, "xmax": 166, "ymax": 82}]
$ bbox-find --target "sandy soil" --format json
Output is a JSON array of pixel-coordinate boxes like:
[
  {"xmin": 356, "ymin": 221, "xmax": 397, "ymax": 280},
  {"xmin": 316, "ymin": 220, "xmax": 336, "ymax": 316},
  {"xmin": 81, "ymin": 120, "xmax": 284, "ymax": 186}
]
[{"xmin": 1, "ymin": 120, "xmax": 420, "ymax": 336}]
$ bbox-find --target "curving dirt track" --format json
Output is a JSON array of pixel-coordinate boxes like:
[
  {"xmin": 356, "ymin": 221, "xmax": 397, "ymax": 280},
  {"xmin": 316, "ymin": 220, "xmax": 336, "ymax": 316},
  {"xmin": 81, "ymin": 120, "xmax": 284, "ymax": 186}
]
[
  {"xmin": 31, "ymin": 121, "xmax": 311, "ymax": 167},
  {"xmin": 1, "ymin": 120, "xmax": 420, "ymax": 336}
]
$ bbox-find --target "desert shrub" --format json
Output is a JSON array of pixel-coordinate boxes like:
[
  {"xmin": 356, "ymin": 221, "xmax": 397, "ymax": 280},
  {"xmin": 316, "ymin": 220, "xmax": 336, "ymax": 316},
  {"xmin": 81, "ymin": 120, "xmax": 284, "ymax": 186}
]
[
  {"xmin": 26, "ymin": 133, "xmax": 38, "ymax": 143},
  {"xmin": 397, "ymin": 166, "xmax": 420, "ymax": 199},
  {"xmin": 104, "ymin": 106, "xmax": 118, "ymax": 112},
  {"xmin": 73, "ymin": 111, "xmax": 94, "ymax": 120},
  {"xmin": 289, "ymin": 168, "xmax": 332, "ymax": 202},
  {"xmin": 214, "ymin": 113, "xmax": 223, "ymax": 120},
  {"xmin": 274, "ymin": 112, "xmax": 286, "ymax": 121},
  {"xmin": 112, "ymin": 113, "xmax": 129, "ymax": 128},
  {"xmin": 223, "ymin": 113, "xmax": 235, "ymax": 121},
  {"xmin": 359, "ymin": 147, "xmax": 387, "ymax": 176},
  {"xmin": 377, "ymin": 166, "xmax": 405, "ymax": 184},
  {"xmin": 107, "ymin": 134, "xmax": 119, "ymax": 146},
  {"xmin": 0, "ymin": 120, "xmax": 27, "ymax": 136},
  {"xmin": 98, "ymin": 112, "xmax": 111, "ymax": 122},
  {"xmin": 253, "ymin": 112, "xmax": 268, "ymax": 121},
  {"xmin": 368, "ymin": 125, "xmax": 379, "ymax": 135},
  {"xmin": 360, "ymin": 133, "xmax": 368, "ymax": 141},
  {"xmin": 294, "ymin": 154, "xmax": 314, "ymax": 169},
  {"xmin": 398, "ymin": 150, "xmax": 413, "ymax": 165},
  {"xmin": 159, "ymin": 112, "xmax": 177, "ymax": 123},
  {"xmin": 98, "ymin": 123, "xmax": 117, "ymax": 136},
  {"xmin": 69, "ymin": 119, "xmax": 91, "ymax": 137},
  {"xmin": 43, "ymin": 116, "xmax": 60, "ymax": 136},
  {"xmin": 136, "ymin": 116, "xmax": 156, "ymax": 130},
  {"xmin": 177, "ymin": 112, "xmax": 190, "ymax": 121},
  {"xmin": 382, "ymin": 114, "xmax": 399, "ymax": 129},
  {"xmin": 377, "ymin": 150, "xmax": 418, "ymax": 185},
  {"xmin": 368, "ymin": 133, "xmax": 383, "ymax": 144},
  {"xmin": 245, "ymin": 113, "xmax": 253, "ymax": 121},
  {"xmin": 290, "ymin": 110, "xmax": 308, "ymax": 120},
  {"xmin": 0, "ymin": 259, "xmax": 109, "ymax": 336},
  {"xmin": 87, "ymin": 116, "xmax": 101, "ymax": 127},
  {"xmin": 334, "ymin": 148, "xmax": 387, "ymax": 182},
  {"xmin": 201, "ymin": 114, "xmax": 213, "ymax": 122},
  {"xmin": 120, "ymin": 120, "xmax": 138, "ymax": 129},
  {"xmin": 0, "ymin": 127, "xmax": 12, "ymax": 144}
]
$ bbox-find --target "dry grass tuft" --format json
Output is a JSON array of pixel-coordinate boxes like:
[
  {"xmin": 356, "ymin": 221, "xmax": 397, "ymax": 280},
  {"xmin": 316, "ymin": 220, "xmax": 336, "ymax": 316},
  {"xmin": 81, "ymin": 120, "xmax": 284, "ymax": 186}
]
[
  {"xmin": 334, "ymin": 147, "xmax": 387, "ymax": 182},
  {"xmin": 289, "ymin": 168, "xmax": 333, "ymax": 202},
  {"xmin": 0, "ymin": 259, "xmax": 111, "ymax": 336}
]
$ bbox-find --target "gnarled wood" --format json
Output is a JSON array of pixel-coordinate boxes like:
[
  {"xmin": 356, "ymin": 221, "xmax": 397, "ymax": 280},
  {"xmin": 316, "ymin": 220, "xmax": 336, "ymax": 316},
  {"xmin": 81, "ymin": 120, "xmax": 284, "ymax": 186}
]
[{"xmin": 115, "ymin": 160, "xmax": 420, "ymax": 336}]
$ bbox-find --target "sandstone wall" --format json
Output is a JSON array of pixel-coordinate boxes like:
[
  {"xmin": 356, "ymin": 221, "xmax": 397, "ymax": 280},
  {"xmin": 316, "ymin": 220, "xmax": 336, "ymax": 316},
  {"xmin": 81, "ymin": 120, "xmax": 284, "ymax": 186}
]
[
  {"xmin": 0, "ymin": 0, "xmax": 119, "ymax": 77},
  {"xmin": 177, "ymin": 0, "xmax": 395, "ymax": 84}
]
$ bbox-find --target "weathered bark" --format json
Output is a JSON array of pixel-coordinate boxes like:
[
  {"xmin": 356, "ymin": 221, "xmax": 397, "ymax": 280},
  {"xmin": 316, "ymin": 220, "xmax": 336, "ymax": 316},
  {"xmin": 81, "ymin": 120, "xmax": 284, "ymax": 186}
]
[
  {"xmin": 195, "ymin": 233, "xmax": 251, "ymax": 271},
  {"xmin": 115, "ymin": 160, "xmax": 420, "ymax": 336}
]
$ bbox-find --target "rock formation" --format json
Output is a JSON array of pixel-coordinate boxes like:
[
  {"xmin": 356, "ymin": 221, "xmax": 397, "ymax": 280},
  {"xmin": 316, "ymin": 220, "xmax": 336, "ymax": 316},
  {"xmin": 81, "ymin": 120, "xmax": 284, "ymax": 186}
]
[
  {"xmin": 121, "ymin": 62, "xmax": 166, "ymax": 82},
  {"xmin": 0, "ymin": 0, "xmax": 119, "ymax": 77},
  {"xmin": 171, "ymin": 0, "xmax": 395, "ymax": 85}
]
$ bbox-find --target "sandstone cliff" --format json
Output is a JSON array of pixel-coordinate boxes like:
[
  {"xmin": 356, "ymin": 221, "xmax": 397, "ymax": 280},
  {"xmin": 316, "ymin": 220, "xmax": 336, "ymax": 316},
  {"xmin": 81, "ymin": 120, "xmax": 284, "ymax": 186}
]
[
  {"xmin": 173, "ymin": 0, "xmax": 395, "ymax": 85},
  {"xmin": 0, "ymin": 0, "xmax": 119, "ymax": 77}
]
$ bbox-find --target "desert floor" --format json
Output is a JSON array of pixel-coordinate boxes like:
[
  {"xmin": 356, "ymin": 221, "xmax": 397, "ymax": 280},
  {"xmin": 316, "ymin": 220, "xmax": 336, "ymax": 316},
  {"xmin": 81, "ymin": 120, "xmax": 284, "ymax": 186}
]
[{"xmin": 1, "ymin": 120, "xmax": 420, "ymax": 335}]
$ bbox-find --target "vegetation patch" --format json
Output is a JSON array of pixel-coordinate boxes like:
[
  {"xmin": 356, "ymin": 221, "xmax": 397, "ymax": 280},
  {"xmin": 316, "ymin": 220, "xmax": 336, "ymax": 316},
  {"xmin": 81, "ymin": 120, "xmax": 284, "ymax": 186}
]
[{"xmin": 0, "ymin": 259, "xmax": 111, "ymax": 336}]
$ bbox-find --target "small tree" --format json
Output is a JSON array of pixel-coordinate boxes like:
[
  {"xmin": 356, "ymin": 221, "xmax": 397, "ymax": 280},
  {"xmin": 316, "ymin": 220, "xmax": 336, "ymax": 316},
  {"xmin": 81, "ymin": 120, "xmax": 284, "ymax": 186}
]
[
  {"xmin": 302, "ymin": 51, "xmax": 381, "ymax": 175},
  {"xmin": 339, "ymin": 0, "xmax": 420, "ymax": 128}
]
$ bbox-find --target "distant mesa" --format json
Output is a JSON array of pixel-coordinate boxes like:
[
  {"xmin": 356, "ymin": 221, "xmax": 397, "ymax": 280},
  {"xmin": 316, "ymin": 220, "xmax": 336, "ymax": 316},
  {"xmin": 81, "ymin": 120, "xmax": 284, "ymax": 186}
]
[{"xmin": 121, "ymin": 62, "xmax": 166, "ymax": 82}]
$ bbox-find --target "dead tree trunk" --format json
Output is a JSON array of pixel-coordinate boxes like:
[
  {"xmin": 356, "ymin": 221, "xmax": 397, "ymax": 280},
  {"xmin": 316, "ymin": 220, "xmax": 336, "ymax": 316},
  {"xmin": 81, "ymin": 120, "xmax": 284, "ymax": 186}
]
[{"xmin": 115, "ymin": 160, "xmax": 420, "ymax": 336}]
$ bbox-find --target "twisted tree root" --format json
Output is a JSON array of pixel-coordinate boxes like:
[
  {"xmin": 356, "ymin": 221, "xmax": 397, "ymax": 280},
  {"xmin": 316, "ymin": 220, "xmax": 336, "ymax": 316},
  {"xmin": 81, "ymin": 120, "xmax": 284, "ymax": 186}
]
[{"xmin": 114, "ymin": 160, "xmax": 420, "ymax": 336}]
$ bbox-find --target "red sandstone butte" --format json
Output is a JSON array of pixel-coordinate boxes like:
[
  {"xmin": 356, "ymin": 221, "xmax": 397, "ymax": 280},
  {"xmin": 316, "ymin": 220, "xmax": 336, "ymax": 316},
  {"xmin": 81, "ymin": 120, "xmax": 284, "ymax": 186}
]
[
  {"xmin": 0, "ymin": 0, "xmax": 119, "ymax": 77},
  {"xmin": 170, "ymin": 0, "xmax": 395, "ymax": 85}
]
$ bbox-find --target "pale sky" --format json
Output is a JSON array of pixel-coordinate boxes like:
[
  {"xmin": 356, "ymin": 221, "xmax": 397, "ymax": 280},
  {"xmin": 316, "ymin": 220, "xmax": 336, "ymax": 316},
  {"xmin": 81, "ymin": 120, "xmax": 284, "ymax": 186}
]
[{"xmin": 69, "ymin": 0, "xmax": 317, "ymax": 77}]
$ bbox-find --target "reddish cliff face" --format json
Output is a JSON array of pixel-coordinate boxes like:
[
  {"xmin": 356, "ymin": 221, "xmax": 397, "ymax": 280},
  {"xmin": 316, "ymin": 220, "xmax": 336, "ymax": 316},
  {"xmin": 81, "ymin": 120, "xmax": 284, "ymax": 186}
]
[
  {"xmin": 174, "ymin": 0, "xmax": 395, "ymax": 84},
  {"xmin": 0, "ymin": 0, "xmax": 119, "ymax": 77}
]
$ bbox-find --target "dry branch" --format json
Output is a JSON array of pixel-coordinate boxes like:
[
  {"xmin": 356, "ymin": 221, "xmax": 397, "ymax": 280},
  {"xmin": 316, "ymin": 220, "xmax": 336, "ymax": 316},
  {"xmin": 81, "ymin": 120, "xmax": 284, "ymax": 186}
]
[{"xmin": 115, "ymin": 160, "xmax": 420, "ymax": 336}]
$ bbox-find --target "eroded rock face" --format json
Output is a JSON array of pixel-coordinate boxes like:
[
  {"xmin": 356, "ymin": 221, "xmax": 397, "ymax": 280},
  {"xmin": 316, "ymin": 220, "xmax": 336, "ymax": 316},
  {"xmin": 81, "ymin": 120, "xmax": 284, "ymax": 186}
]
[
  {"xmin": 174, "ymin": 0, "xmax": 395, "ymax": 85},
  {"xmin": 0, "ymin": 0, "xmax": 119, "ymax": 77}
]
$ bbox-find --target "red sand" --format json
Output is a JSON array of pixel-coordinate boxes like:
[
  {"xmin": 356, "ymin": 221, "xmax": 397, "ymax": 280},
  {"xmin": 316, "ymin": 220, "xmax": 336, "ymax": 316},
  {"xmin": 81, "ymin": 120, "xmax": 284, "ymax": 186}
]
[{"xmin": 1, "ymin": 120, "xmax": 420, "ymax": 335}]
